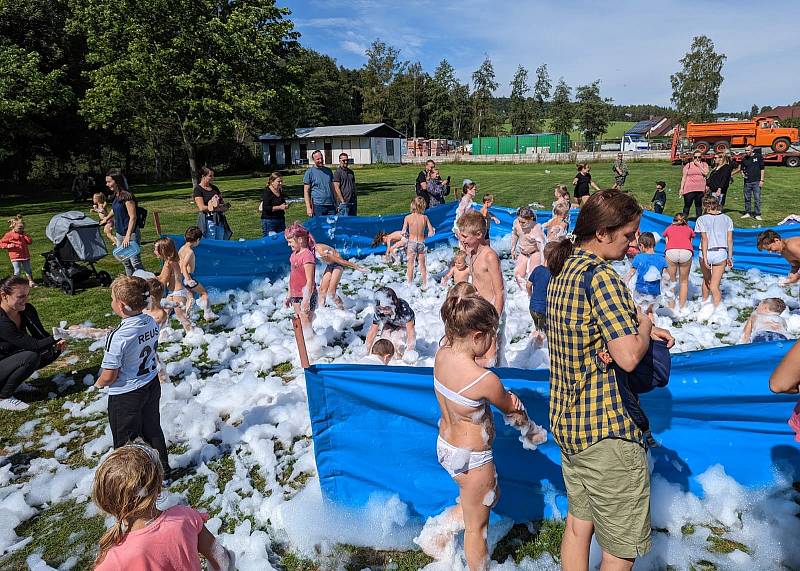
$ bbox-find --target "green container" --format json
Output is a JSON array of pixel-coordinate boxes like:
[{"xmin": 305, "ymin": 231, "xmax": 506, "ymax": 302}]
[
  {"xmin": 498, "ymin": 136, "xmax": 518, "ymax": 154},
  {"xmin": 473, "ymin": 137, "xmax": 499, "ymax": 155},
  {"xmin": 472, "ymin": 134, "xmax": 570, "ymax": 154}
]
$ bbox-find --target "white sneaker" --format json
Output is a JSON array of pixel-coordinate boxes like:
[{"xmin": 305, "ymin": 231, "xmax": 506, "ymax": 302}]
[
  {"xmin": 740, "ymin": 213, "xmax": 751, "ymax": 219},
  {"xmin": 755, "ymin": 215, "xmax": 763, "ymax": 221},
  {"xmin": 0, "ymin": 398, "xmax": 29, "ymax": 411}
]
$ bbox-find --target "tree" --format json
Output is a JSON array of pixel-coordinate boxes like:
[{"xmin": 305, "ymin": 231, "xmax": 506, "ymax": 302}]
[
  {"xmin": 425, "ymin": 59, "xmax": 457, "ymax": 139},
  {"xmin": 359, "ymin": 39, "xmax": 401, "ymax": 123},
  {"xmin": 670, "ymin": 35, "xmax": 726, "ymax": 123},
  {"xmin": 575, "ymin": 80, "xmax": 612, "ymax": 142},
  {"xmin": 549, "ymin": 79, "xmax": 573, "ymax": 136},
  {"xmin": 451, "ymin": 82, "xmax": 472, "ymax": 142},
  {"xmin": 750, "ymin": 104, "xmax": 760, "ymax": 119},
  {"xmin": 294, "ymin": 49, "xmax": 360, "ymax": 127},
  {"xmin": 73, "ymin": 0, "xmax": 301, "ymax": 184},
  {"xmin": 508, "ymin": 65, "xmax": 533, "ymax": 134},
  {"xmin": 531, "ymin": 64, "xmax": 551, "ymax": 133},
  {"xmin": 471, "ymin": 57, "xmax": 498, "ymax": 137},
  {"xmin": 389, "ymin": 62, "xmax": 427, "ymax": 138}
]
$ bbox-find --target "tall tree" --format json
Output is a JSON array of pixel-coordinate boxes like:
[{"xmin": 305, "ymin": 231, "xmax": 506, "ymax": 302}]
[
  {"xmin": 549, "ymin": 79, "xmax": 573, "ymax": 136},
  {"xmin": 670, "ymin": 35, "xmax": 726, "ymax": 123},
  {"xmin": 575, "ymin": 80, "xmax": 612, "ymax": 142},
  {"xmin": 471, "ymin": 57, "xmax": 499, "ymax": 137},
  {"xmin": 531, "ymin": 64, "xmax": 551, "ymax": 133},
  {"xmin": 73, "ymin": 0, "xmax": 301, "ymax": 184},
  {"xmin": 294, "ymin": 48, "xmax": 359, "ymax": 127},
  {"xmin": 389, "ymin": 62, "xmax": 427, "ymax": 138},
  {"xmin": 508, "ymin": 65, "xmax": 533, "ymax": 134},
  {"xmin": 359, "ymin": 39, "xmax": 401, "ymax": 123},
  {"xmin": 425, "ymin": 59, "xmax": 457, "ymax": 138},
  {"xmin": 451, "ymin": 82, "xmax": 472, "ymax": 142},
  {"xmin": 750, "ymin": 104, "xmax": 760, "ymax": 118}
]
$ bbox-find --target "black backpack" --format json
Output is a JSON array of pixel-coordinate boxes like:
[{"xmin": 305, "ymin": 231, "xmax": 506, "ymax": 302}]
[{"xmin": 136, "ymin": 205, "xmax": 147, "ymax": 229}]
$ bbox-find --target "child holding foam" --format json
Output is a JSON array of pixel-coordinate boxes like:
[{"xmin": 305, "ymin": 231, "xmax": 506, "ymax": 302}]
[
  {"xmin": 542, "ymin": 203, "xmax": 569, "ymax": 243},
  {"xmin": 93, "ymin": 444, "xmax": 234, "ymax": 571},
  {"xmin": 422, "ymin": 285, "xmax": 545, "ymax": 570},
  {"xmin": 284, "ymin": 223, "xmax": 318, "ymax": 329},
  {"xmin": 625, "ymin": 232, "xmax": 668, "ymax": 314},
  {"xmin": 440, "ymin": 250, "xmax": 471, "ymax": 286},
  {"xmin": 741, "ymin": 298, "xmax": 789, "ymax": 344},
  {"xmin": 179, "ymin": 226, "xmax": 217, "ymax": 321},
  {"xmin": 510, "ymin": 206, "xmax": 545, "ymax": 289},
  {"xmin": 402, "ymin": 196, "xmax": 436, "ymax": 287}
]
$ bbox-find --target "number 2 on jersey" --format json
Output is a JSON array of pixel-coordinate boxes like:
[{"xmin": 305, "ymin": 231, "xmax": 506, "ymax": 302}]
[{"xmin": 137, "ymin": 344, "xmax": 158, "ymax": 377}]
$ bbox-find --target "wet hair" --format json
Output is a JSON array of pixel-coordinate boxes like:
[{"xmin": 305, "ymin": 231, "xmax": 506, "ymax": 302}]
[
  {"xmin": 638, "ymin": 232, "xmax": 656, "ymax": 249},
  {"xmin": 146, "ymin": 278, "xmax": 164, "ymax": 305},
  {"xmin": 453, "ymin": 250, "xmax": 467, "ymax": 264},
  {"xmin": 757, "ymin": 229, "xmax": 781, "ymax": 250},
  {"xmin": 7, "ymin": 214, "xmax": 23, "ymax": 229},
  {"xmin": 284, "ymin": 222, "xmax": 316, "ymax": 253},
  {"xmin": 517, "ymin": 206, "xmax": 536, "ymax": 222},
  {"xmin": 375, "ymin": 286, "xmax": 400, "ymax": 312},
  {"xmin": 198, "ymin": 166, "xmax": 214, "ymax": 179},
  {"xmin": 0, "ymin": 275, "xmax": 31, "ymax": 297},
  {"xmin": 440, "ymin": 284, "xmax": 499, "ymax": 345},
  {"xmin": 656, "ymin": 180, "xmax": 666, "ymax": 189},
  {"xmin": 457, "ymin": 209, "xmax": 486, "ymax": 236},
  {"xmin": 93, "ymin": 192, "xmax": 107, "ymax": 205},
  {"xmin": 93, "ymin": 444, "xmax": 164, "ymax": 566},
  {"xmin": 553, "ymin": 203, "xmax": 570, "ymax": 218},
  {"xmin": 371, "ymin": 230, "xmax": 388, "ymax": 248},
  {"xmin": 672, "ymin": 212, "xmax": 687, "ymax": 225},
  {"xmin": 371, "ymin": 339, "xmax": 395, "ymax": 359},
  {"xmin": 702, "ymin": 196, "xmax": 721, "ymax": 214},
  {"xmin": 760, "ymin": 297, "xmax": 787, "ymax": 314},
  {"xmin": 154, "ymin": 237, "xmax": 179, "ymax": 262},
  {"xmin": 411, "ymin": 196, "xmax": 426, "ymax": 213},
  {"xmin": 482, "ymin": 193, "xmax": 494, "ymax": 204},
  {"xmin": 548, "ymin": 189, "xmax": 642, "ymax": 276},
  {"xmin": 184, "ymin": 226, "xmax": 202, "ymax": 242},
  {"xmin": 111, "ymin": 276, "xmax": 150, "ymax": 312}
]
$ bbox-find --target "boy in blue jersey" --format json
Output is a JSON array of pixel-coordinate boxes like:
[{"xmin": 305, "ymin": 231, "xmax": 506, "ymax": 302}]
[
  {"xmin": 625, "ymin": 232, "xmax": 668, "ymax": 314},
  {"xmin": 95, "ymin": 276, "xmax": 170, "ymax": 477}
]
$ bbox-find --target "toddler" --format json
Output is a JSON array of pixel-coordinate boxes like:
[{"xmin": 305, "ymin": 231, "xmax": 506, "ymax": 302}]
[
  {"xmin": 625, "ymin": 232, "xmax": 668, "ymax": 314},
  {"xmin": 0, "ymin": 215, "xmax": 34, "ymax": 286},
  {"xmin": 651, "ymin": 181, "xmax": 667, "ymax": 214},
  {"xmin": 527, "ymin": 242, "xmax": 557, "ymax": 345},
  {"xmin": 542, "ymin": 203, "xmax": 569, "ymax": 243},
  {"xmin": 402, "ymin": 196, "xmax": 435, "ymax": 287},
  {"xmin": 742, "ymin": 298, "xmax": 789, "ymax": 343},
  {"xmin": 440, "ymin": 250, "xmax": 471, "ymax": 286},
  {"xmin": 179, "ymin": 226, "xmax": 218, "ymax": 321},
  {"xmin": 154, "ymin": 238, "xmax": 193, "ymax": 332},
  {"xmin": 284, "ymin": 223, "xmax": 318, "ymax": 329},
  {"xmin": 510, "ymin": 207, "xmax": 545, "ymax": 289},
  {"xmin": 93, "ymin": 192, "xmax": 115, "ymax": 240},
  {"xmin": 360, "ymin": 338, "xmax": 396, "ymax": 365},
  {"xmin": 371, "ymin": 230, "xmax": 407, "ymax": 263},
  {"xmin": 479, "ymin": 193, "xmax": 500, "ymax": 241},
  {"xmin": 93, "ymin": 444, "xmax": 234, "ymax": 570}
]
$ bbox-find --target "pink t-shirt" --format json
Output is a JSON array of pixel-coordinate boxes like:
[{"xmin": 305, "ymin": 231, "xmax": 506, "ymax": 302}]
[
  {"xmin": 95, "ymin": 505, "xmax": 208, "ymax": 571},
  {"xmin": 663, "ymin": 224, "xmax": 696, "ymax": 252},
  {"xmin": 681, "ymin": 161, "xmax": 709, "ymax": 194},
  {"xmin": 289, "ymin": 248, "xmax": 316, "ymax": 296}
]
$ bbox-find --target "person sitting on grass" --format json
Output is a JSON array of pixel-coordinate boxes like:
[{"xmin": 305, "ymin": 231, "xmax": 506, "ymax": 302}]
[
  {"xmin": 757, "ymin": 230, "xmax": 800, "ymax": 286},
  {"xmin": 741, "ymin": 298, "xmax": 789, "ymax": 344},
  {"xmin": 179, "ymin": 226, "xmax": 218, "ymax": 321},
  {"xmin": 316, "ymin": 243, "xmax": 366, "ymax": 308},
  {"xmin": 440, "ymin": 250, "xmax": 471, "ymax": 287},
  {"xmin": 527, "ymin": 242, "xmax": 558, "ymax": 346},
  {"xmin": 359, "ymin": 338, "xmax": 395, "ymax": 365},
  {"xmin": 0, "ymin": 276, "xmax": 65, "ymax": 411},
  {"xmin": 624, "ymin": 232, "xmax": 668, "ymax": 314}
]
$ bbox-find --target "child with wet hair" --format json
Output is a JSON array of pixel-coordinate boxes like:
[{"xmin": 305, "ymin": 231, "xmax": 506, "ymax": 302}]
[
  {"xmin": 95, "ymin": 277, "xmax": 171, "ymax": 475},
  {"xmin": 440, "ymin": 250, "xmax": 471, "ymax": 287},
  {"xmin": 741, "ymin": 297, "xmax": 789, "ymax": 344},
  {"xmin": 420, "ymin": 285, "xmax": 545, "ymax": 569},
  {"xmin": 757, "ymin": 229, "xmax": 800, "ymax": 286},
  {"xmin": 624, "ymin": 231, "xmax": 668, "ymax": 314},
  {"xmin": 179, "ymin": 226, "xmax": 217, "ymax": 321},
  {"xmin": 542, "ymin": 202, "xmax": 569, "ymax": 243},
  {"xmin": 284, "ymin": 223, "xmax": 318, "ymax": 329},
  {"xmin": 402, "ymin": 196, "xmax": 436, "ymax": 287},
  {"xmin": 154, "ymin": 237, "xmax": 193, "ymax": 332},
  {"xmin": 364, "ymin": 286, "xmax": 416, "ymax": 356},
  {"xmin": 510, "ymin": 206, "xmax": 546, "ymax": 289},
  {"xmin": 93, "ymin": 444, "xmax": 234, "ymax": 571}
]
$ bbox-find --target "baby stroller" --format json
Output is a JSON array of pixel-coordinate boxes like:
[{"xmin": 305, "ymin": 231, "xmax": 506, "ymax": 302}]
[{"xmin": 43, "ymin": 211, "xmax": 112, "ymax": 295}]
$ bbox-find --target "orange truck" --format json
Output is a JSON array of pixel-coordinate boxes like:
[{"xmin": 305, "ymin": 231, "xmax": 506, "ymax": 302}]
[{"xmin": 686, "ymin": 116, "xmax": 799, "ymax": 154}]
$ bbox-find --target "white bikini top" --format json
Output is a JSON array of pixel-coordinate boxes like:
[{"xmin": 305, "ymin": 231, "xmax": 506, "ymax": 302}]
[{"xmin": 434, "ymin": 371, "xmax": 492, "ymax": 408}]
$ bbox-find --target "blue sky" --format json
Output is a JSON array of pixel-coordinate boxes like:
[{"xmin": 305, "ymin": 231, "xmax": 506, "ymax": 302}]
[{"xmin": 282, "ymin": 0, "xmax": 799, "ymax": 112}]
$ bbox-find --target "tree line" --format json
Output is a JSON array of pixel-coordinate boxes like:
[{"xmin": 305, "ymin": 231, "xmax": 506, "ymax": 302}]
[{"xmin": 0, "ymin": 0, "xmax": 769, "ymax": 188}]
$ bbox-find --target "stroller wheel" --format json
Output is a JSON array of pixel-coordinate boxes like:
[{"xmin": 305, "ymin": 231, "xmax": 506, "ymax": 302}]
[
  {"xmin": 61, "ymin": 280, "xmax": 75, "ymax": 295},
  {"xmin": 97, "ymin": 271, "xmax": 112, "ymax": 287}
]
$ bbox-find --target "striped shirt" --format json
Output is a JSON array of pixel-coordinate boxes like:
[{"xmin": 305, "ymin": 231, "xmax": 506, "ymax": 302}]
[
  {"xmin": 546, "ymin": 248, "xmax": 642, "ymax": 455},
  {"xmin": 101, "ymin": 313, "xmax": 160, "ymax": 396}
]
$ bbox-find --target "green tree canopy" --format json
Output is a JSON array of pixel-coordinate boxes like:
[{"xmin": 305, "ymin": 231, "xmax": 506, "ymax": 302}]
[
  {"xmin": 508, "ymin": 65, "xmax": 533, "ymax": 135},
  {"xmin": 670, "ymin": 35, "xmax": 726, "ymax": 123},
  {"xmin": 471, "ymin": 56, "xmax": 498, "ymax": 137},
  {"xmin": 359, "ymin": 39, "xmax": 400, "ymax": 124},
  {"xmin": 549, "ymin": 78, "xmax": 573, "ymax": 136},
  {"xmin": 575, "ymin": 80, "xmax": 612, "ymax": 141}
]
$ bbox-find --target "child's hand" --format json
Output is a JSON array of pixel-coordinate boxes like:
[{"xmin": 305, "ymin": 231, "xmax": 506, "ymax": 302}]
[{"xmin": 300, "ymin": 300, "xmax": 310, "ymax": 314}]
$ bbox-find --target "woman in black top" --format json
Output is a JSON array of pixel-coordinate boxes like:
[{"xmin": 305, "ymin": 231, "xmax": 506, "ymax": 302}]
[
  {"xmin": 107, "ymin": 171, "xmax": 144, "ymax": 275},
  {"xmin": 193, "ymin": 166, "xmax": 231, "ymax": 240},
  {"xmin": 572, "ymin": 163, "xmax": 601, "ymax": 205},
  {"xmin": 706, "ymin": 153, "xmax": 735, "ymax": 206},
  {"xmin": 260, "ymin": 172, "xmax": 289, "ymax": 236},
  {"xmin": 0, "ymin": 276, "xmax": 64, "ymax": 411}
]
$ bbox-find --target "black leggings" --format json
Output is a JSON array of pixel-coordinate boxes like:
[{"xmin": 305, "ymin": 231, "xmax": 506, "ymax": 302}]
[
  {"xmin": 682, "ymin": 191, "xmax": 704, "ymax": 219},
  {"xmin": 0, "ymin": 349, "xmax": 59, "ymax": 399}
]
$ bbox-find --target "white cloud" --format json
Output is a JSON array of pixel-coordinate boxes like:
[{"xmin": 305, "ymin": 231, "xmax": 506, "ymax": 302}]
[{"xmin": 340, "ymin": 40, "xmax": 367, "ymax": 56}]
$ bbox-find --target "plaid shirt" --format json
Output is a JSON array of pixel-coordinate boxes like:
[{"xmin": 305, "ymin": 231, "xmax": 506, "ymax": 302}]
[{"xmin": 546, "ymin": 248, "xmax": 642, "ymax": 455}]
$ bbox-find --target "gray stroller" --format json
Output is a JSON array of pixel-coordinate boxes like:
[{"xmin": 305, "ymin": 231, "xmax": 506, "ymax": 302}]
[{"xmin": 43, "ymin": 211, "xmax": 111, "ymax": 295}]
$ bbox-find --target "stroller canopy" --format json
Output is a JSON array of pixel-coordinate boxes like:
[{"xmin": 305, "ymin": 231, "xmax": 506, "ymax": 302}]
[{"xmin": 46, "ymin": 211, "xmax": 108, "ymax": 262}]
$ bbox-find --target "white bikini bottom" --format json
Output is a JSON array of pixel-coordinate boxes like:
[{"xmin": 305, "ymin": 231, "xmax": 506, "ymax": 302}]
[{"xmin": 436, "ymin": 436, "xmax": 493, "ymax": 478}]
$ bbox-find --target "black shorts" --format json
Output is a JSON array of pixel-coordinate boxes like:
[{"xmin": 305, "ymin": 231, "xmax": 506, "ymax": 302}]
[{"xmin": 575, "ymin": 186, "xmax": 590, "ymax": 198}]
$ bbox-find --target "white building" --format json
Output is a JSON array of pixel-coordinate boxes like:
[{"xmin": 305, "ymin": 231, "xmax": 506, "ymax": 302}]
[{"xmin": 258, "ymin": 123, "xmax": 405, "ymax": 166}]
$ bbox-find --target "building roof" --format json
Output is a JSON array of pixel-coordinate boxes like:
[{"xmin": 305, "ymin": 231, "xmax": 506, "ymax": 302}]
[
  {"xmin": 259, "ymin": 123, "xmax": 404, "ymax": 141},
  {"xmin": 626, "ymin": 118, "xmax": 661, "ymax": 135},
  {"xmin": 769, "ymin": 105, "xmax": 800, "ymax": 121}
]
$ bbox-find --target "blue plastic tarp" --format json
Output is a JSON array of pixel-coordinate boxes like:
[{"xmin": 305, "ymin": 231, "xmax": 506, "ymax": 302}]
[
  {"xmin": 169, "ymin": 202, "xmax": 799, "ymax": 291},
  {"xmin": 306, "ymin": 341, "xmax": 800, "ymax": 523}
]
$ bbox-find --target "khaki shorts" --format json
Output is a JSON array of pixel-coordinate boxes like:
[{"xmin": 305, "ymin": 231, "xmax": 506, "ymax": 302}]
[{"xmin": 561, "ymin": 438, "xmax": 651, "ymax": 559}]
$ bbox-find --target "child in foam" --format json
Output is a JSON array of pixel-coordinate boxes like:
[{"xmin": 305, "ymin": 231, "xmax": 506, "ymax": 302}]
[
  {"xmin": 756, "ymin": 230, "xmax": 800, "ymax": 286},
  {"xmin": 284, "ymin": 223, "xmax": 318, "ymax": 329},
  {"xmin": 624, "ymin": 232, "xmax": 668, "ymax": 314},
  {"xmin": 93, "ymin": 444, "xmax": 234, "ymax": 571},
  {"xmin": 527, "ymin": 242, "xmax": 558, "ymax": 345},
  {"xmin": 315, "ymin": 242, "xmax": 366, "ymax": 308},
  {"xmin": 440, "ymin": 250, "xmax": 471, "ymax": 286},
  {"xmin": 696, "ymin": 196, "xmax": 734, "ymax": 308},
  {"xmin": 542, "ymin": 202, "xmax": 569, "ymax": 243},
  {"xmin": 741, "ymin": 297, "xmax": 789, "ymax": 344},
  {"xmin": 359, "ymin": 338, "xmax": 395, "ymax": 365},
  {"xmin": 479, "ymin": 193, "xmax": 500, "ymax": 242},
  {"xmin": 420, "ymin": 283, "xmax": 545, "ymax": 570},
  {"xmin": 364, "ymin": 286, "xmax": 416, "ymax": 356},
  {"xmin": 154, "ymin": 237, "xmax": 193, "ymax": 332},
  {"xmin": 402, "ymin": 196, "xmax": 436, "ymax": 287},
  {"xmin": 510, "ymin": 206, "xmax": 546, "ymax": 289},
  {"xmin": 454, "ymin": 179, "xmax": 477, "ymax": 232},
  {"xmin": 663, "ymin": 213, "xmax": 696, "ymax": 312},
  {"xmin": 552, "ymin": 183, "xmax": 575, "ymax": 211},
  {"xmin": 179, "ymin": 226, "xmax": 218, "ymax": 321}
]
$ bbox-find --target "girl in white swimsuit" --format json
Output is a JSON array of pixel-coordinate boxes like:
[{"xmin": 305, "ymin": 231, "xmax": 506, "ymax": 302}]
[{"xmin": 426, "ymin": 283, "xmax": 545, "ymax": 570}]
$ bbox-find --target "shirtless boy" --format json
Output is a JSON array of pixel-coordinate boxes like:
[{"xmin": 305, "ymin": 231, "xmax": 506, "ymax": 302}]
[
  {"xmin": 757, "ymin": 230, "xmax": 800, "ymax": 285},
  {"xmin": 178, "ymin": 226, "xmax": 217, "ymax": 321},
  {"xmin": 457, "ymin": 210, "xmax": 506, "ymax": 366},
  {"xmin": 402, "ymin": 196, "xmax": 436, "ymax": 287}
]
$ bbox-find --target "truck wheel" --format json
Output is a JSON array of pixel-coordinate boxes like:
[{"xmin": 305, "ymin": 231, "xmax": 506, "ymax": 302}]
[
  {"xmin": 772, "ymin": 138, "xmax": 790, "ymax": 153},
  {"xmin": 786, "ymin": 156, "xmax": 800, "ymax": 168},
  {"xmin": 693, "ymin": 141, "xmax": 710, "ymax": 154},
  {"xmin": 713, "ymin": 140, "xmax": 730, "ymax": 153}
]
